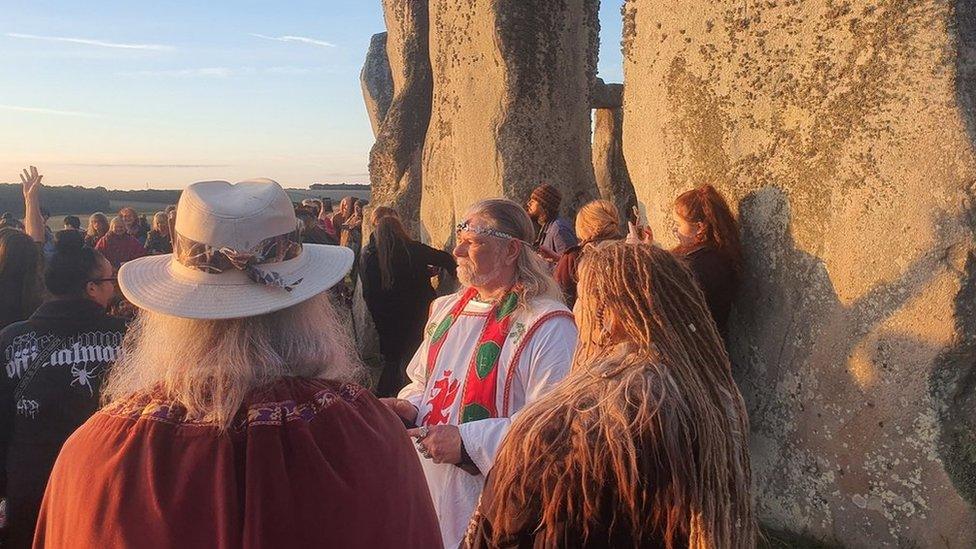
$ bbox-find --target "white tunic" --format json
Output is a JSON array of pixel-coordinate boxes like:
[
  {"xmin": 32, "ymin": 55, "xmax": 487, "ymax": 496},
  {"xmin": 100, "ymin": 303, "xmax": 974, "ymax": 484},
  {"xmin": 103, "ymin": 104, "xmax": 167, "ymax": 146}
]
[{"xmin": 398, "ymin": 292, "xmax": 577, "ymax": 548}]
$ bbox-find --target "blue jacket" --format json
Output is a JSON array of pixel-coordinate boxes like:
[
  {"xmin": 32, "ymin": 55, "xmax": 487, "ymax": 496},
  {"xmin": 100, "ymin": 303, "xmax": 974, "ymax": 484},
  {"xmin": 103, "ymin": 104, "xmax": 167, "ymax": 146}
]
[{"xmin": 536, "ymin": 218, "xmax": 578, "ymax": 256}]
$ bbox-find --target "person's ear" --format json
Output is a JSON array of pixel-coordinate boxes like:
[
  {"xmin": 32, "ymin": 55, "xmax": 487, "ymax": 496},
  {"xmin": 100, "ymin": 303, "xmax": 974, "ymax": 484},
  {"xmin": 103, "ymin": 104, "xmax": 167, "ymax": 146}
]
[{"xmin": 505, "ymin": 240, "xmax": 521, "ymax": 266}]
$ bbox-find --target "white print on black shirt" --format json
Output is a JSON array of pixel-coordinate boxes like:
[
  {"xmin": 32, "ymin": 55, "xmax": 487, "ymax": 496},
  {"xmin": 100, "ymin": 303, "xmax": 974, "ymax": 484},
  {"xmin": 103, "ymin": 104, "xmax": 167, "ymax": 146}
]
[
  {"xmin": 70, "ymin": 365, "xmax": 98, "ymax": 396},
  {"xmin": 16, "ymin": 399, "xmax": 39, "ymax": 419},
  {"xmin": 3, "ymin": 331, "xmax": 124, "ymax": 383}
]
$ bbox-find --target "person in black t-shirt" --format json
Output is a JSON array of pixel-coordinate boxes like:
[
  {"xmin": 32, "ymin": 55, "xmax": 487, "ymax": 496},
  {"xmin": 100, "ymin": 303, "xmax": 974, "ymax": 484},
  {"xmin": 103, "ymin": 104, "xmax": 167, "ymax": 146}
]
[{"xmin": 0, "ymin": 237, "xmax": 126, "ymax": 548}]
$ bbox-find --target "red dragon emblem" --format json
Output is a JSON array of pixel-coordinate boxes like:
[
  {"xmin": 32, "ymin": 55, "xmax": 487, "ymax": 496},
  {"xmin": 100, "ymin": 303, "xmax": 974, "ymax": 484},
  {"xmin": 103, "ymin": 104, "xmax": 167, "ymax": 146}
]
[{"xmin": 422, "ymin": 369, "xmax": 459, "ymax": 426}]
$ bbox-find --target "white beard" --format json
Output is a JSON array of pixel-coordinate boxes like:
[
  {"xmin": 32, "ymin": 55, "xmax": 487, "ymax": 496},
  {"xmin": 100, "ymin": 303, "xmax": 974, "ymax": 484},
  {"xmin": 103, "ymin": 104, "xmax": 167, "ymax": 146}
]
[{"xmin": 457, "ymin": 259, "xmax": 504, "ymax": 289}]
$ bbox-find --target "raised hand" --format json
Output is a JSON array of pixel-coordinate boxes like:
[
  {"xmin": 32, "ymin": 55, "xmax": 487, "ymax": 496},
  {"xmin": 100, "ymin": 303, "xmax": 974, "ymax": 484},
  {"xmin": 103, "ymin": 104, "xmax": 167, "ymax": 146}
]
[
  {"xmin": 19, "ymin": 165, "xmax": 43, "ymax": 198},
  {"xmin": 18, "ymin": 165, "xmax": 46, "ymax": 243},
  {"xmin": 626, "ymin": 221, "xmax": 653, "ymax": 245}
]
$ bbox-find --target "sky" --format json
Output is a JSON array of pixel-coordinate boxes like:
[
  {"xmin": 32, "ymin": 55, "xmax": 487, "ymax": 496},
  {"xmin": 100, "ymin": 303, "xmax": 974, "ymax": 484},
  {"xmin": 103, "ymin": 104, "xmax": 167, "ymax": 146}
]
[{"xmin": 0, "ymin": 1, "xmax": 625, "ymax": 190}]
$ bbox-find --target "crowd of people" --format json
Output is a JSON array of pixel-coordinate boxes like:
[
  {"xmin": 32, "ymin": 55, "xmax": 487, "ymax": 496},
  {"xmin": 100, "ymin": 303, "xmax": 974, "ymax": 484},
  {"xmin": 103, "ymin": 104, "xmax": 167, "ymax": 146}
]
[{"xmin": 0, "ymin": 167, "xmax": 754, "ymax": 548}]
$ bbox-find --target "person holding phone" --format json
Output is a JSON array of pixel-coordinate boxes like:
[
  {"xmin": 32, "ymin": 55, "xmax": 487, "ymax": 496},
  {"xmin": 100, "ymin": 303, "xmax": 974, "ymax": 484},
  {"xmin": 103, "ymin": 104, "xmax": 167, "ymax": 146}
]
[{"xmin": 628, "ymin": 185, "xmax": 743, "ymax": 343}]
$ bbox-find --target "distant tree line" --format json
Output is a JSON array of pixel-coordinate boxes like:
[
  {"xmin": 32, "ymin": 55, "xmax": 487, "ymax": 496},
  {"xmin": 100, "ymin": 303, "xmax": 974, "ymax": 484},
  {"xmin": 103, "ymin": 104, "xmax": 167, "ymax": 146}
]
[
  {"xmin": 0, "ymin": 184, "xmax": 111, "ymax": 216},
  {"xmin": 309, "ymin": 183, "xmax": 370, "ymax": 191},
  {"xmin": 0, "ymin": 183, "xmax": 369, "ymax": 217},
  {"xmin": 0, "ymin": 184, "xmax": 186, "ymax": 216},
  {"xmin": 106, "ymin": 189, "xmax": 182, "ymax": 205}
]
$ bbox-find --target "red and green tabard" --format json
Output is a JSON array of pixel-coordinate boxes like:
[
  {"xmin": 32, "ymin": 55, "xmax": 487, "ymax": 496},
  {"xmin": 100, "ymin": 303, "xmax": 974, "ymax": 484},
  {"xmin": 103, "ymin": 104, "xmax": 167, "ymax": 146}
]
[{"xmin": 425, "ymin": 286, "xmax": 520, "ymax": 424}]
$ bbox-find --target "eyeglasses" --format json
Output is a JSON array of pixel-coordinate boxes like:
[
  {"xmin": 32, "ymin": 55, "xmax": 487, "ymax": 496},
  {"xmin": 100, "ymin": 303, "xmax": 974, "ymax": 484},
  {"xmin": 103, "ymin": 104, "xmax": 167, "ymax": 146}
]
[{"xmin": 88, "ymin": 277, "xmax": 117, "ymax": 284}]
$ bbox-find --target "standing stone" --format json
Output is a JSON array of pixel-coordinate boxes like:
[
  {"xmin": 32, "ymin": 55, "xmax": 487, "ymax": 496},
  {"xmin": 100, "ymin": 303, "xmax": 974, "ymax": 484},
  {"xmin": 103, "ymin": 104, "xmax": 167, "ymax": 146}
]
[
  {"xmin": 368, "ymin": 0, "xmax": 432, "ymax": 234},
  {"xmin": 358, "ymin": 2, "xmax": 433, "ymax": 386},
  {"xmin": 421, "ymin": 0, "xmax": 600, "ymax": 248},
  {"xmin": 591, "ymin": 79, "xmax": 636, "ymax": 226},
  {"xmin": 361, "ymin": 32, "xmax": 394, "ymax": 137},
  {"xmin": 622, "ymin": 0, "xmax": 976, "ymax": 545}
]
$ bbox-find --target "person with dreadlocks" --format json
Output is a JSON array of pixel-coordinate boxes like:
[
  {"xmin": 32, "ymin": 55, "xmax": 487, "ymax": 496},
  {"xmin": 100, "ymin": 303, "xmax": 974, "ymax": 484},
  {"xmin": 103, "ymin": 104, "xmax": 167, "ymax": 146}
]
[
  {"xmin": 467, "ymin": 242, "xmax": 755, "ymax": 548},
  {"xmin": 383, "ymin": 198, "xmax": 577, "ymax": 549}
]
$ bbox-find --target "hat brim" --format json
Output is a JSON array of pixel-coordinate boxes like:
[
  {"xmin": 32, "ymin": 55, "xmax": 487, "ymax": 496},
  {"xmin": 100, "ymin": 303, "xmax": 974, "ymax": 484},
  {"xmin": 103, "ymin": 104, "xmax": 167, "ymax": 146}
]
[{"xmin": 118, "ymin": 244, "xmax": 354, "ymax": 320}]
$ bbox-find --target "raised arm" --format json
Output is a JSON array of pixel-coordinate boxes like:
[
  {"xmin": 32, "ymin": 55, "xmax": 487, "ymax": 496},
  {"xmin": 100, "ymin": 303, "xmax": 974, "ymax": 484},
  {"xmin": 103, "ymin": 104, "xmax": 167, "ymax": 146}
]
[{"xmin": 20, "ymin": 166, "xmax": 45, "ymax": 243}]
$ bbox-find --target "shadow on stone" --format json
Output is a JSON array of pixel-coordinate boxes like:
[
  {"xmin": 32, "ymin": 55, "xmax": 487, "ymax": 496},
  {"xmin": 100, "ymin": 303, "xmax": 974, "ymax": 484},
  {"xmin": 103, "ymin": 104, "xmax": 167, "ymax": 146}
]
[
  {"xmin": 929, "ymin": 0, "xmax": 976, "ymax": 509},
  {"xmin": 734, "ymin": 186, "xmax": 952, "ymax": 541}
]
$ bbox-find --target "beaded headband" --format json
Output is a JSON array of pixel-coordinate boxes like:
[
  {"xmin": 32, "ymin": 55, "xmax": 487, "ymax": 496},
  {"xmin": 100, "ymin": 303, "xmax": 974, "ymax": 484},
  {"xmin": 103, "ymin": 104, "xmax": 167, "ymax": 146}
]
[{"xmin": 455, "ymin": 220, "xmax": 534, "ymax": 247}]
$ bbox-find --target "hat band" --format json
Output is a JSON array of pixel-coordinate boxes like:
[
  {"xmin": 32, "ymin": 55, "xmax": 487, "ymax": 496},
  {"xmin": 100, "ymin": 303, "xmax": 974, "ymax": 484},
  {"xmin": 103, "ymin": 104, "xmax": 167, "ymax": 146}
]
[{"xmin": 174, "ymin": 227, "xmax": 305, "ymax": 292}]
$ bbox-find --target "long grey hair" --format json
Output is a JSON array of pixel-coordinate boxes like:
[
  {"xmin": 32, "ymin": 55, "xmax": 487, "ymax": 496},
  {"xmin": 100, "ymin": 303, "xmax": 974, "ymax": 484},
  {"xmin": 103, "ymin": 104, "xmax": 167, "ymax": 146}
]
[{"xmin": 102, "ymin": 292, "xmax": 363, "ymax": 428}]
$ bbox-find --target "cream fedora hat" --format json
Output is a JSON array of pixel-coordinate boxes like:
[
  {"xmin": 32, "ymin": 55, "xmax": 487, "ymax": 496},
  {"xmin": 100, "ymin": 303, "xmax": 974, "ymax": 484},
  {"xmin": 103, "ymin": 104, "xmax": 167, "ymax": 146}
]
[{"xmin": 118, "ymin": 179, "xmax": 353, "ymax": 320}]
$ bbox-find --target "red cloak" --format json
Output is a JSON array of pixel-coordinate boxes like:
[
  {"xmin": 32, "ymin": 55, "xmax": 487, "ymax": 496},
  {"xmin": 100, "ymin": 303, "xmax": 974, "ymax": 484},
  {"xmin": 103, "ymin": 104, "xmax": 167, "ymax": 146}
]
[{"xmin": 34, "ymin": 378, "xmax": 442, "ymax": 549}]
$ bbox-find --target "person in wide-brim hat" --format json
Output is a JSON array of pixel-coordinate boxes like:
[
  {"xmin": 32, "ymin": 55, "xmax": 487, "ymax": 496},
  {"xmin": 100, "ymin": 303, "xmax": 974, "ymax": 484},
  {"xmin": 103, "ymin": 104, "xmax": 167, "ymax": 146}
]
[
  {"xmin": 118, "ymin": 178, "xmax": 351, "ymax": 319},
  {"xmin": 34, "ymin": 179, "xmax": 442, "ymax": 549}
]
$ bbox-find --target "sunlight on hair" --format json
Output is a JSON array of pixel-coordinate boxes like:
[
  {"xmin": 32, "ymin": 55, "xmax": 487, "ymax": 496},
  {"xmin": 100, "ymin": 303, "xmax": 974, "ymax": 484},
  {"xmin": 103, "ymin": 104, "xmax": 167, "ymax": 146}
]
[
  {"xmin": 102, "ymin": 292, "xmax": 364, "ymax": 428},
  {"xmin": 484, "ymin": 242, "xmax": 755, "ymax": 548},
  {"xmin": 462, "ymin": 198, "xmax": 563, "ymax": 304}
]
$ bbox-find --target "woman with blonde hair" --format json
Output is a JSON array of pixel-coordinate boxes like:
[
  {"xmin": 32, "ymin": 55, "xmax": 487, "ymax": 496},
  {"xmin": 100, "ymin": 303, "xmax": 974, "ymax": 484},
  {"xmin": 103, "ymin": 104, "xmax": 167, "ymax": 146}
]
[
  {"xmin": 468, "ymin": 242, "xmax": 754, "ymax": 548},
  {"xmin": 84, "ymin": 212, "xmax": 109, "ymax": 249},
  {"xmin": 144, "ymin": 212, "xmax": 172, "ymax": 254},
  {"xmin": 94, "ymin": 217, "xmax": 146, "ymax": 270},
  {"xmin": 554, "ymin": 199, "xmax": 621, "ymax": 307}
]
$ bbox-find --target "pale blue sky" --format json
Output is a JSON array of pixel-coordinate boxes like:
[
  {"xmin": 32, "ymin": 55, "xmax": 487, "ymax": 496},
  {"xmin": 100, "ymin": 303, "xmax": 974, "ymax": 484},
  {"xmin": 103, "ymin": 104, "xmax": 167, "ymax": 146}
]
[{"xmin": 1, "ymin": 1, "xmax": 625, "ymax": 190}]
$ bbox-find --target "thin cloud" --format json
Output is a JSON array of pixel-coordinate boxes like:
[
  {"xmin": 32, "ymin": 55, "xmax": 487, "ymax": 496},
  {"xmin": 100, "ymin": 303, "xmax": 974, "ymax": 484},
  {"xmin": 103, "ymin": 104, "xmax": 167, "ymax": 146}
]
[
  {"xmin": 250, "ymin": 33, "xmax": 335, "ymax": 48},
  {"xmin": 121, "ymin": 66, "xmax": 320, "ymax": 78},
  {"xmin": 318, "ymin": 172, "xmax": 369, "ymax": 178},
  {"xmin": 59, "ymin": 163, "xmax": 231, "ymax": 169},
  {"xmin": 5, "ymin": 32, "xmax": 174, "ymax": 51},
  {"xmin": 123, "ymin": 67, "xmax": 244, "ymax": 78},
  {"xmin": 266, "ymin": 66, "xmax": 321, "ymax": 75},
  {"xmin": 0, "ymin": 104, "xmax": 99, "ymax": 117}
]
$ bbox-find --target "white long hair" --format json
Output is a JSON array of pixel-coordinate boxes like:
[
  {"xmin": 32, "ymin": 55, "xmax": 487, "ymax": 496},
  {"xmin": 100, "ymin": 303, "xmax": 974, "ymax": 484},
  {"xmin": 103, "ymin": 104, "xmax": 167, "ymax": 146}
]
[
  {"xmin": 102, "ymin": 292, "xmax": 363, "ymax": 428},
  {"xmin": 462, "ymin": 198, "xmax": 563, "ymax": 304}
]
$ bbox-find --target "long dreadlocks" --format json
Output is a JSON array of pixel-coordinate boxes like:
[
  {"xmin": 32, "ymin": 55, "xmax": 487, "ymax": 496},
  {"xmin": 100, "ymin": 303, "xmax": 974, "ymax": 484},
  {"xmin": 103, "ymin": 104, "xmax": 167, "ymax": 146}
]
[{"xmin": 481, "ymin": 243, "xmax": 754, "ymax": 548}]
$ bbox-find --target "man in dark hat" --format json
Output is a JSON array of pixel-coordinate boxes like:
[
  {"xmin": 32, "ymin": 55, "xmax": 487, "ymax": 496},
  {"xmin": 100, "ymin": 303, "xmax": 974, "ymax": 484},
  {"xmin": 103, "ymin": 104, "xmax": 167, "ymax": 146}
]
[{"xmin": 525, "ymin": 183, "xmax": 578, "ymax": 259}]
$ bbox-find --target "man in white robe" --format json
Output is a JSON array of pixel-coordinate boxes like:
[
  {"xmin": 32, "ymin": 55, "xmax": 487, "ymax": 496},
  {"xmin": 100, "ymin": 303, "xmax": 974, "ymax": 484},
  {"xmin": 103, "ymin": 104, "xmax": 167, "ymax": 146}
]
[{"xmin": 383, "ymin": 198, "xmax": 577, "ymax": 548}]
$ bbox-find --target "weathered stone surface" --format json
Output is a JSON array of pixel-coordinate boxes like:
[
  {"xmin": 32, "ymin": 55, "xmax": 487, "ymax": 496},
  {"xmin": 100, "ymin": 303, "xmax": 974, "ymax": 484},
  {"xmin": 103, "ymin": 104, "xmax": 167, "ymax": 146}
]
[
  {"xmin": 592, "ymin": 77, "xmax": 623, "ymax": 109},
  {"xmin": 592, "ymin": 82, "xmax": 636, "ymax": 227},
  {"xmin": 351, "ymin": 278, "xmax": 384, "ymax": 386},
  {"xmin": 420, "ymin": 0, "xmax": 600, "ymax": 248},
  {"xmin": 359, "ymin": 2, "xmax": 432, "ymax": 383},
  {"xmin": 368, "ymin": 0, "xmax": 432, "ymax": 235},
  {"xmin": 622, "ymin": 0, "xmax": 976, "ymax": 545},
  {"xmin": 361, "ymin": 32, "xmax": 394, "ymax": 138}
]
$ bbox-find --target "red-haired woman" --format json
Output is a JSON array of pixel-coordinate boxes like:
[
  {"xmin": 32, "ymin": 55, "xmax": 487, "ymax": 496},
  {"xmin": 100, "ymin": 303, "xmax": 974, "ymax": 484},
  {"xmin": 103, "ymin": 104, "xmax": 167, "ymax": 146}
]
[{"xmin": 631, "ymin": 185, "xmax": 743, "ymax": 342}]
